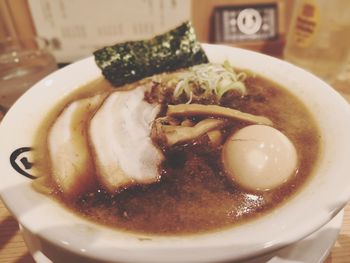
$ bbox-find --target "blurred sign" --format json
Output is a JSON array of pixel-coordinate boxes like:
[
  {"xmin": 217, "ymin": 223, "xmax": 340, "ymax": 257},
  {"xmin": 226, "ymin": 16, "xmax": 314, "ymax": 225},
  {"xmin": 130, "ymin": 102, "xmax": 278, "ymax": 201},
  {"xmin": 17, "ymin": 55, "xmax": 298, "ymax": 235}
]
[
  {"xmin": 213, "ymin": 4, "xmax": 278, "ymax": 43},
  {"xmin": 28, "ymin": 0, "xmax": 191, "ymax": 63}
]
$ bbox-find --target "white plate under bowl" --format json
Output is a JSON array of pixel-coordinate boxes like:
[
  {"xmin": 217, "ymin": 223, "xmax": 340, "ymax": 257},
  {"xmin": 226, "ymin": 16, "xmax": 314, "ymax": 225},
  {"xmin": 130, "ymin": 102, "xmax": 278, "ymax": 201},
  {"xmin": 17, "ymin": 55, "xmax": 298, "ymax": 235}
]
[
  {"xmin": 22, "ymin": 210, "xmax": 344, "ymax": 263},
  {"xmin": 1, "ymin": 44, "xmax": 350, "ymax": 262},
  {"xmin": 245, "ymin": 210, "xmax": 344, "ymax": 263}
]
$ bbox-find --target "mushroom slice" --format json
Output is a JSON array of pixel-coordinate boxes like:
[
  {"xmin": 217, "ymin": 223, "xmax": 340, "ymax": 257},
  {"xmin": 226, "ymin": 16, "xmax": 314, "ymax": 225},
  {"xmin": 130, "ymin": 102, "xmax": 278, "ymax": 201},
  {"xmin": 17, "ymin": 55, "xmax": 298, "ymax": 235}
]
[
  {"xmin": 207, "ymin": 129, "xmax": 222, "ymax": 147},
  {"xmin": 89, "ymin": 87, "xmax": 163, "ymax": 192},
  {"xmin": 167, "ymin": 104, "xmax": 272, "ymax": 125},
  {"xmin": 48, "ymin": 94, "xmax": 107, "ymax": 199},
  {"xmin": 152, "ymin": 118, "xmax": 224, "ymax": 146}
]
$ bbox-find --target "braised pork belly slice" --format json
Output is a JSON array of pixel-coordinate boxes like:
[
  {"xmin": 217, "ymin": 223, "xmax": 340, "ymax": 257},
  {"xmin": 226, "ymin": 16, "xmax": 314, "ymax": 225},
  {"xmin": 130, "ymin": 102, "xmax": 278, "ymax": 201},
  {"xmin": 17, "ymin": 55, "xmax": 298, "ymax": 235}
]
[
  {"xmin": 48, "ymin": 94, "xmax": 107, "ymax": 199},
  {"xmin": 89, "ymin": 87, "xmax": 163, "ymax": 192}
]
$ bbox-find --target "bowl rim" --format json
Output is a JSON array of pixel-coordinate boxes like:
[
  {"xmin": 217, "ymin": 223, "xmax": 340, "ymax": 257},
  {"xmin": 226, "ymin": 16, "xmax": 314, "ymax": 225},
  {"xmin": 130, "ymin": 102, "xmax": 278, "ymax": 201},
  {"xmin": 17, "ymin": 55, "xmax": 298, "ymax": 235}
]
[{"xmin": 1, "ymin": 43, "xmax": 350, "ymax": 262}]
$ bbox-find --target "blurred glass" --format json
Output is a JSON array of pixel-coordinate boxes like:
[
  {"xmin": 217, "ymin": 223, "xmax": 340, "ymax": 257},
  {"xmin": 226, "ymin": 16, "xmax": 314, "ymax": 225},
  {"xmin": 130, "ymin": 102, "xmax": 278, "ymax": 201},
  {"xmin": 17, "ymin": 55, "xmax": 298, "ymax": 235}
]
[
  {"xmin": 284, "ymin": 0, "xmax": 350, "ymax": 101},
  {"xmin": 0, "ymin": 36, "xmax": 57, "ymax": 119},
  {"xmin": 331, "ymin": 53, "xmax": 350, "ymax": 102}
]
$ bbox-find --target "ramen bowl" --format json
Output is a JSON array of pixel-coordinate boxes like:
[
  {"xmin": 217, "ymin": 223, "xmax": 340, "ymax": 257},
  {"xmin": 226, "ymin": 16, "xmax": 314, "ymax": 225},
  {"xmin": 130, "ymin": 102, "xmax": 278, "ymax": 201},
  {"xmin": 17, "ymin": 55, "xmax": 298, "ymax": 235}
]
[{"xmin": 1, "ymin": 44, "xmax": 350, "ymax": 262}]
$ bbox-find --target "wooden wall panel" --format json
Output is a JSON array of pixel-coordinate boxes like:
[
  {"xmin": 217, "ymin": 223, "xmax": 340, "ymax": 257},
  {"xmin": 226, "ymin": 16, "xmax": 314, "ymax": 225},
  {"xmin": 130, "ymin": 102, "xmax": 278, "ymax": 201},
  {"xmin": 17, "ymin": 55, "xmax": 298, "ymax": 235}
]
[
  {"xmin": 0, "ymin": 0, "xmax": 16, "ymax": 39},
  {"xmin": 0, "ymin": 15, "xmax": 9, "ymax": 39},
  {"xmin": 0, "ymin": 0, "xmax": 36, "ymax": 40}
]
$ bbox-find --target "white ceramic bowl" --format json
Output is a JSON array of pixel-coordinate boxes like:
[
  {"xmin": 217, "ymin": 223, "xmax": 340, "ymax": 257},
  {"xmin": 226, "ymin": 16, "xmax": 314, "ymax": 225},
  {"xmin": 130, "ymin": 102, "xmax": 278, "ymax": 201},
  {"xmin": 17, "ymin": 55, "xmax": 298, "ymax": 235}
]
[{"xmin": 1, "ymin": 44, "xmax": 350, "ymax": 263}]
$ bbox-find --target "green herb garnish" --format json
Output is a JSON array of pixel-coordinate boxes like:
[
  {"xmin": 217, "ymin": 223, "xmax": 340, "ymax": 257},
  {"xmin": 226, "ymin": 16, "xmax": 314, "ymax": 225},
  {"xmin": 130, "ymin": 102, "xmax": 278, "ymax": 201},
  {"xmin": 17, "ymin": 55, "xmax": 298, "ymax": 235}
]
[
  {"xmin": 172, "ymin": 62, "xmax": 247, "ymax": 103},
  {"xmin": 93, "ymin": 21, "xmax": 208, "ymax": 87}
]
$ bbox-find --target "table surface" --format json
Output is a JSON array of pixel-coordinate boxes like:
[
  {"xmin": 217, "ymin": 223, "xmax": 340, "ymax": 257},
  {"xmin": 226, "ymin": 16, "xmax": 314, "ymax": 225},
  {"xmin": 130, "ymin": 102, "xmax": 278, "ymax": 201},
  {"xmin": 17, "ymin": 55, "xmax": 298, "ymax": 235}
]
[{"xmin": 0, "ymin": 199, "xmax": 350, "ymax": 263}]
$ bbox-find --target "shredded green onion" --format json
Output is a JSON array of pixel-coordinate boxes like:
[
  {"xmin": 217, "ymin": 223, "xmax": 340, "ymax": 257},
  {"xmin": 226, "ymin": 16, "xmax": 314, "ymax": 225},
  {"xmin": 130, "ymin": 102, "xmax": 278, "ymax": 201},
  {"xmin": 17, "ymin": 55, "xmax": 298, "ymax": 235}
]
[{"xmin": 171, "ymin": 61, "xmax": 247, "ymax": 102}]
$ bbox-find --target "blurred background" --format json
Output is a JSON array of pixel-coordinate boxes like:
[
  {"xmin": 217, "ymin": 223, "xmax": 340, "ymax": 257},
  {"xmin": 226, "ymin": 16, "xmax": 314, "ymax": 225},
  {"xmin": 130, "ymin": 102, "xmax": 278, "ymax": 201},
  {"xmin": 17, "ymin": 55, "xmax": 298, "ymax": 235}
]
[
  {"xmin": 0, "ymin": 0, "xmax": 349, "ymax": 105},
  {"xmin": 0, "ymin": 0, "xmax": 293, "ymax": 62}
]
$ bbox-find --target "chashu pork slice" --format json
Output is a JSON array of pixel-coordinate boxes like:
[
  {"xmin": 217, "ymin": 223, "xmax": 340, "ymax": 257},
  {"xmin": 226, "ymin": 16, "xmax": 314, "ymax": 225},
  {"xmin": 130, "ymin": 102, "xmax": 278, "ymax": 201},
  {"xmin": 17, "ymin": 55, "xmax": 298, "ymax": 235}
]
[
  {"xmin": 48, "ymin": 94, "xmax": 107, "ymax": 199},
  {"xmin": 89, "ymin": 86, "xmax": 163, "ymax": 192}
]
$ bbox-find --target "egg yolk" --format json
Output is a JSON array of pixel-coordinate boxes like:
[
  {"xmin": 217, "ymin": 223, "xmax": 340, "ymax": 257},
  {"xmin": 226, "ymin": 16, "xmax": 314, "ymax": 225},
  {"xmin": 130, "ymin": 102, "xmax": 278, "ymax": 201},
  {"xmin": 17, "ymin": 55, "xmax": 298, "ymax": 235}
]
[{"xmin": 222, "ymin": 125, "xmax": 298, "ymax": 191}]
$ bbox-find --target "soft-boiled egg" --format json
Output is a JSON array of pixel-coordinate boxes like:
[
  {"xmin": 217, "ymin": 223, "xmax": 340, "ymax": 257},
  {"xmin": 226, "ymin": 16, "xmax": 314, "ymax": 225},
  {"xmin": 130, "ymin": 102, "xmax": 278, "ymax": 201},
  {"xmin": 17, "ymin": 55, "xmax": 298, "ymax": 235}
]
[{"xmin": 222, "ymin": 125, "xmax": 298, "ymax": 191}]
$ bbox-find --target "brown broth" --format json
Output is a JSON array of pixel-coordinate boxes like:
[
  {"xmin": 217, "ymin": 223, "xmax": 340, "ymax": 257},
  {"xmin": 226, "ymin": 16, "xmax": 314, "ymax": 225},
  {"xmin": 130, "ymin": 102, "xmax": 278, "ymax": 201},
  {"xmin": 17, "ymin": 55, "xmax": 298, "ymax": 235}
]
[{"xmin": 33, "ymin": 72, "xmax": 320, "ymax": 235}]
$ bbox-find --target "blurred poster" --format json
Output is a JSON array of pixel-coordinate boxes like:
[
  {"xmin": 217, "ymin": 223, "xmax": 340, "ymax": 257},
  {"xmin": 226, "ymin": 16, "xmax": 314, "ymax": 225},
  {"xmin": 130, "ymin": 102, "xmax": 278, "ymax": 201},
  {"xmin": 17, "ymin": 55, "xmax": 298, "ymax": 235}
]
[{"xmin": 28, "ymin": 0, "xmax": 191, "ymax": 63}]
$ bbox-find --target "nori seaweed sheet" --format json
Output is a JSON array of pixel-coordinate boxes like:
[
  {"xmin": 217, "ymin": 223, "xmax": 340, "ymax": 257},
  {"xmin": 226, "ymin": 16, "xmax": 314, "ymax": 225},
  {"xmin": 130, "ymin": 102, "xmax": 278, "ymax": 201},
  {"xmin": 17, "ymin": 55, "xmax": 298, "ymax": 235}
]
[{"xmin": 93, "ymin": 21, "xmax": 209, "ymax": 87}]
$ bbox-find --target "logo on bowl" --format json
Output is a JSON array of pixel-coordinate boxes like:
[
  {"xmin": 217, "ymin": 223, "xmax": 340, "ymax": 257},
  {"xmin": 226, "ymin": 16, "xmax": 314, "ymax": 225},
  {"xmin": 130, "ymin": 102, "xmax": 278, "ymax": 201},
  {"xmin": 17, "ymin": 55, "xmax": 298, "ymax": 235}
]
[{"xmin": 10, "ymin": 147, "xmax": 36, "ymax": 179}]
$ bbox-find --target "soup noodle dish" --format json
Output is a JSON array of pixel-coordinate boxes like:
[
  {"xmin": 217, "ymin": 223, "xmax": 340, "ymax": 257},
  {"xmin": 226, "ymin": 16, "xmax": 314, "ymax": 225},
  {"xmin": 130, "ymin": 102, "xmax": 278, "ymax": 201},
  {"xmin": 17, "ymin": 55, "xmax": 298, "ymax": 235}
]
[{"xmin": 1, "ymin": 24, "xmax": 350, "ymax": 263}]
